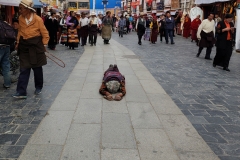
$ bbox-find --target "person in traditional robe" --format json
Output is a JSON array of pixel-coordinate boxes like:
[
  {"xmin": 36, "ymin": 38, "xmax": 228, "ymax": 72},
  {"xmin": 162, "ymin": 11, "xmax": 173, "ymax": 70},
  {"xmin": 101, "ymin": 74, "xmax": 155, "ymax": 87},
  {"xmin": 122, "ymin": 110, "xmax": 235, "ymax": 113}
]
[
  {"xmin": 136, "ymin": 12, "xmax": 146, "ymax": 45},
  {"xmin": 44, "ymin": 10, "xmax": 58, "ymax": 50},
  {"xmin": 196, "ymin": 13, "xmax": 215, "ymax": 60},
  {"xmin": 67, "ymin": 12, "xmax": 79, "ymax": 50},
  {"xmin": 191, "ymin": 15, "xmax": 201, "ymax": 43},
  {"xmin": 88, "ymin": 12, "xmax": 99, "ymax": 46},
  {"xmin": 213, "ymin": 14, "xmax": 234, "ymax": 71},
  {"xmin": 102, "ymin": 11, "xmax": 113, "ymax": 44},
  {"xmin": 80, "ymin": 12, "xmax": 89, "ymax": 46},
  {"xmin": 183, "ymin": 14, "xmax": 191, "ymax": 39},
  {"xmin": 149, "ymin": 17, "xmax": 159, "ymax": 44}
]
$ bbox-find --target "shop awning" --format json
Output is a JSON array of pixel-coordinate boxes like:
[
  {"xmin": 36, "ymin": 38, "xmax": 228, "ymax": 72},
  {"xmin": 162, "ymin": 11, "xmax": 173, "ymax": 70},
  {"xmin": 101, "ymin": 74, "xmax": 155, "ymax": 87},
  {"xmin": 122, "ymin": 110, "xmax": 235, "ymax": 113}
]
[
  {"xmin": 33, "ymin": 0, "xmax": 43, "ymax": 8},
  {"xmin": 0, "ymin": 0, "xmax": 42, "ymax": 7},
  {"xmin": 0, "ymin": 0, "xmax": 21, "ymax": 6},
  {"xmin": 195, "ymin": 0, "xmax": 230, "ymax": 4}
]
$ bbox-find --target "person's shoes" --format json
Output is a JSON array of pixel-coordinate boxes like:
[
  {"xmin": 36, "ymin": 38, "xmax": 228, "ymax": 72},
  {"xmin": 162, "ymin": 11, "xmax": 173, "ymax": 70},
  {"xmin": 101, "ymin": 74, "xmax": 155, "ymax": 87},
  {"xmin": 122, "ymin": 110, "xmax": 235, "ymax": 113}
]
[
  {"xmin": 213, "ymin": 63, "xmax": 216, "ymax": 67},
  {"xmin": 90, "ymin": 44, "xmax": 93, "ymax": 46},
  {"xmin": 81, "ymin": 44, "xmax": 84, "ymax": 46},
  {"xmin": 35, "ymin": 89, "xmax": 42, "ymax": 95},
  {"xmin": 205, "ymin": 58, "xmax": 212, "ymax": 60},
  {"xmin": 223, "ymin": 67, "xmax": 230, "ymax": 72},
  {"xmin": 171, "ymin": 42, "xmax": 175, "ymax": 44},
  {"xmin": 113, "ymin": 64, "xmax": 117, "ymax": 68},
  {"xmin": 12, "ymin": 93, "xmax": 27, "ymax": 99},
  {"xmin": 3, "ymin": 84, "xmax": 10, "ymax": 89},
  {"xmin": 121, "ymin": 35, "xmax": 123, "ymax": 37},
  {"xmin": 94, "ymin": 43, "xmax": 96, "ymax": 46},
  {"xmin": 166, "ymin": 42, "xmax": 168, "ymax": 44},
  {"xmin": 196, "ymin": 53, "xmax": 200, "ymax": 57}
]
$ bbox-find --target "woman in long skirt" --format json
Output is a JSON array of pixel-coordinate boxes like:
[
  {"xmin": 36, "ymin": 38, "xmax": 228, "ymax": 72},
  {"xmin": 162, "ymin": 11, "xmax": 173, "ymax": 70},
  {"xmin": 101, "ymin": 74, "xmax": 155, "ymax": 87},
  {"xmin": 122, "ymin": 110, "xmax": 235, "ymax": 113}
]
[
  {"xmin": 191, "ymin": 15, "xmax": 201, "ymax": 44},
  {"xmin": 150, "ymin": 17, "xmax": 159, "ymax": 44},
  {"xmin": 213, "ymin": 14, "xmax": 234, "ymax": 71},
  {"xmin": 183, "ymin": 14, "xmax": 191, "ymax": 39}
]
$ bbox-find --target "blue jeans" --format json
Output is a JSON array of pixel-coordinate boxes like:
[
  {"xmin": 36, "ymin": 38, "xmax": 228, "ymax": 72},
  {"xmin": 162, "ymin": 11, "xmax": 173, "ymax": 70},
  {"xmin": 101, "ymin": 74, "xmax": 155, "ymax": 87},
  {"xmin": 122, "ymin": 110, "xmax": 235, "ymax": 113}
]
[
  {"xmin": 0, "ymin": 46, "xmax": 11, "ymax": 87},
  {"xmin": 165, "ymin": 29, "xmax": 174, "ymax": 43}
]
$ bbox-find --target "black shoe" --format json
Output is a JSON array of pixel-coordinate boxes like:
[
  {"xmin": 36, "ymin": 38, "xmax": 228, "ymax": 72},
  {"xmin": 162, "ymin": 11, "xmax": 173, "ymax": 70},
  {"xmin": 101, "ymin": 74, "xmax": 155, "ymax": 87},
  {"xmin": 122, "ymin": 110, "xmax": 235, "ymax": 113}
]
[
  {"xmin": 196, "ymin": 53, "xmax": 200, "ymax": 57},
  {"xmin": 213, "ymin": 64, "xmax": 216, "ymax": 67},
  {"xmin": 81, "ymin": 44, "xmax": 84, "ymax": 46},
  {"xmin": 12, "ymin": 93, "xmax": 27, "ymax": 99},
  {"xmin": 35, "ymin": 89, "xmax": 42, "ymax": 95},
  {"xmin": 94, "ymin": 43, "xmax": 96, "ymax": 46},
  {"xmin": 171, "ymin": 42, "xmax": 175, "ymax": 44},
  {"xmin": 205, "ymin": 58, "xmax": 212, "ymax": 60},
  {"xmin": 114, "ymin": 64, "xmax": 117, "ymax": 68},
  {"xmin": 121, "ymin": 35, "xmax": 123, "ymax": 37},
  {"xmin": 3, "ymin": 84, "xmax": 10, "ymax": 89},
  {"xmin": 90, "ymin": 44, "xmax": 93, "ymax": 46},
  {"xmin": 223, "ymin": 67, "xmax": 230, "ymax": 72},
  {"xmin": 166, "ymin": 42, "xmax": 168, "ymax": 44}
]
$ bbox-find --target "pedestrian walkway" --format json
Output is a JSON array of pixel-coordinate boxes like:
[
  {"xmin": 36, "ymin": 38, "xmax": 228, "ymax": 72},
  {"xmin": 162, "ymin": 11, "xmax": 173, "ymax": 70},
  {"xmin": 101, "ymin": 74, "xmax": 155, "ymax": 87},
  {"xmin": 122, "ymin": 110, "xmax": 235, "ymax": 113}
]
[{"xmin": 18, "ymin": 39, "xmax": 218, "ymax": 160}]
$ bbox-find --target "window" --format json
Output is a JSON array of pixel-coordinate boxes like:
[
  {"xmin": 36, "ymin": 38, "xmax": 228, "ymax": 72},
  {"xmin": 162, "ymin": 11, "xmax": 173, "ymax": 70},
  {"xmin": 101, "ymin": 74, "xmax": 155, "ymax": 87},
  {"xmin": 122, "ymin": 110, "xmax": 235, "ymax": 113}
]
[
  {"xmin": 78, "ymin": 2, "xmax": 89, "ymax": 8},
  {"xmin": 68, "ymin": 2, "xmax": 77, "ymax": 8}
]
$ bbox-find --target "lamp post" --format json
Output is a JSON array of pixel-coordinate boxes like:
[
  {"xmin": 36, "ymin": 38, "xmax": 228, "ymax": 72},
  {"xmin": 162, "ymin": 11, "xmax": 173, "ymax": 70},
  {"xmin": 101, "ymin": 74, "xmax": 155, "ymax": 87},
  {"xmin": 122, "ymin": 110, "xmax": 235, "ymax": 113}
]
[{"xmin": 102, "ymin": 0, "xmax": 108, "ymax": 14}]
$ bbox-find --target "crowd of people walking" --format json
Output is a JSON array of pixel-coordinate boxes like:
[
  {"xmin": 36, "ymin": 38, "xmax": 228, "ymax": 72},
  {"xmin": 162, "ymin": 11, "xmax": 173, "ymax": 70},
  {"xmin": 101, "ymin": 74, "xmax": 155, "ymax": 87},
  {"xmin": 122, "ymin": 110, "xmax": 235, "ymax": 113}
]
[{"xmin": 0, "ymin": 0, "xmax": 236, "ymax": 100}]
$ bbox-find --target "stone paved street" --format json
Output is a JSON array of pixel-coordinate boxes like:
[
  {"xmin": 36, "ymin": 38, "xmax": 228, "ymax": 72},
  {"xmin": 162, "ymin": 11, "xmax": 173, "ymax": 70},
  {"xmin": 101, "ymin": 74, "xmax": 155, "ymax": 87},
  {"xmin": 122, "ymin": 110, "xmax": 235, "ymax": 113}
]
[
  {"xmin": 112, "ymin": 32, "xmax": 240, "ymax": 160},
  {"xmin": 16, "ymin": 38, "xmax": 217, "ymax": 160},
  {"xmin": 0, "ymin": 45, "xmax": 84, "ymax": 159}
]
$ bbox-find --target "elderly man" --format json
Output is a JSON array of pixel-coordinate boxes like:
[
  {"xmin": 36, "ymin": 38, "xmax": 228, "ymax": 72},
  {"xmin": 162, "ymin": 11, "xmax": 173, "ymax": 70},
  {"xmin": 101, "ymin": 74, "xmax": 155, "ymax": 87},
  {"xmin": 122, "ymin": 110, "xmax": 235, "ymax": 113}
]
[
  {"xmin": 196, "ymin": 13, "xmax": 215, "ymax": 60},
  {"xmin": 136, "ymin": 12, "xmax": 146, "ymax": 45},
  {"xmin": 88, "ymin": 12, "xmax": 99, "ymax": 46},
  {"xmin": 13, "ymin": 0, "xmax": 49, "ymax": 98},
  {"xmin": 99, "ymin": 64, "xmax": 126, "ymax": 101}
]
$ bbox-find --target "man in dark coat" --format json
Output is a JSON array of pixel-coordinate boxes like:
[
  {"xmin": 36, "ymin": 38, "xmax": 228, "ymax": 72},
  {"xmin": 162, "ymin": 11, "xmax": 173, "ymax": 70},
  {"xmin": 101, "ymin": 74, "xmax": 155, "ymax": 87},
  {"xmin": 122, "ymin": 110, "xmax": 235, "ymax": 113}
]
[
  {"xmin": 44, "ymin": 10, "xmax": 59, "ymax": 50},
  {"xmin": 213, "ymin": 14, "xmax": 234, "ymax": 71},
  {"xmin": 136, "ymin": 12, "xmax": 146, "ymax": 45},
  {"xmin": 165, "ymin": 11, "xmax": 175, "ymax": 44}
]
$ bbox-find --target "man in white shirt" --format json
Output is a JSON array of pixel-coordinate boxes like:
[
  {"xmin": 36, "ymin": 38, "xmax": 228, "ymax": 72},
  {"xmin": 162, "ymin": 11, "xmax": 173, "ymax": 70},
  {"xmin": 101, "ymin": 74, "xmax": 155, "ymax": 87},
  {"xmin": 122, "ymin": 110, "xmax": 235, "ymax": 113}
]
[
  {"xmin": 88, "ymin": 12, "xmax": 99, "ymax": 46},
  {"xmin": 80, "ymin": 13, "xmax": 89, "ymax": 46},
  {"xmin": 196, "ymin": 13, "xmax": 216, "ymax": 60}
]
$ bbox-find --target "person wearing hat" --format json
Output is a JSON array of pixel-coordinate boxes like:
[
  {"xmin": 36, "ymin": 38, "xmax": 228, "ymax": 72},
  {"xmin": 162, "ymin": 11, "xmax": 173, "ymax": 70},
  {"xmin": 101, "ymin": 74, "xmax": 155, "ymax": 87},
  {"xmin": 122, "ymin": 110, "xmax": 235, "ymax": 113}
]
[
  {"xmin": 135, "ymin": 12, "xmax": 146, "ymax": 45},
  {"xmin": 88, "ymin": 12, "xmax": 99, "ymax": 46},
  {"xmin": 102, "ymin": 11, "xmax": 113, "ymax": 44},
  {"xmin": 80, "ymin": 12, "xmax": 89, "ymax": 46},
  {"xmin": 44, "ymin": 10, "xmax": 59, "ymax": 50},
  {"xmin": 13, "ymin": 0, "xmax": 49, "ymax": 98},
  {"xmin": 213, "ymin": 14, "xmax": 234, "ymax": 71}
]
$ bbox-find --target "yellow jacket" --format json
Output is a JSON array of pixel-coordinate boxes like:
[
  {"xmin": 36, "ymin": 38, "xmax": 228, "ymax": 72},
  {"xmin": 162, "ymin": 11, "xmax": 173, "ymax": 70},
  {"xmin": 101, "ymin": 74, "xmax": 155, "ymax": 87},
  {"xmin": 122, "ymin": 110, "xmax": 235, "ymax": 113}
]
[
  {"xmin": 17, "ymin": 13, "xmax": 49, "ymax": 45},
  {"xmin": 149, "ymin": 21, "xmax": 159, "ymax": 32}
]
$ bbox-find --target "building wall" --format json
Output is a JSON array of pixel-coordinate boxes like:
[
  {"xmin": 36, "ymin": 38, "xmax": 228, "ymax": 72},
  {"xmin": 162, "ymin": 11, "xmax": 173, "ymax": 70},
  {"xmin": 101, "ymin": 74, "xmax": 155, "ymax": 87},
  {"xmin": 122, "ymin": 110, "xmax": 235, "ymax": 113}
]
[{"xmin": 89, "ymin": 0, "xmax": 121, "ymax": 9}]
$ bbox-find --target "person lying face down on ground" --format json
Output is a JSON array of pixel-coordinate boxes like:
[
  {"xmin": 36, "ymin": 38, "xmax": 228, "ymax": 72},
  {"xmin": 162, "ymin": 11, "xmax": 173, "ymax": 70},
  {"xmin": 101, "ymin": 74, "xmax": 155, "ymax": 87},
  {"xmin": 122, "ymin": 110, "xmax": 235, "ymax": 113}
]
[{"xmin": 99, "ymin": 64, "xmax": 126, "ymax": 101}]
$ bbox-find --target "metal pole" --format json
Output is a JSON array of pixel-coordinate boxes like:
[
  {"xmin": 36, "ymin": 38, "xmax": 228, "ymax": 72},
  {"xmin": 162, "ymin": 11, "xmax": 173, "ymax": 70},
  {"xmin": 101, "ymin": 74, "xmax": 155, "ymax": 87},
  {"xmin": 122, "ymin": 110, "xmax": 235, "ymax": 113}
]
[
  {"xmin": 56, "ymin": 0, "xmax": 58, "ymax": 7},
  {"xmin": 93, "ymin": 0, "xmax": 95, "ymax": 12},
  {"xmin": 183, "ymin": 0, "xmax": 186, "ymax": 14}
]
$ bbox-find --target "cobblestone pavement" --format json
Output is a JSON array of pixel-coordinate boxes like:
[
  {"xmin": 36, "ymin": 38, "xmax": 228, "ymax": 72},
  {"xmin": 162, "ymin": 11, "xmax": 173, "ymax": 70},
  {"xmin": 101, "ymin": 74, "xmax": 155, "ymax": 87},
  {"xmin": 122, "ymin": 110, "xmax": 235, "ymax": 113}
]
[
  {"xmin": 112, "ymin": 32, "xmax": 240, "ymax": 160},
  {"xmin": 0, "ymin": 45, "xmax": 84, "ymax": 159}
]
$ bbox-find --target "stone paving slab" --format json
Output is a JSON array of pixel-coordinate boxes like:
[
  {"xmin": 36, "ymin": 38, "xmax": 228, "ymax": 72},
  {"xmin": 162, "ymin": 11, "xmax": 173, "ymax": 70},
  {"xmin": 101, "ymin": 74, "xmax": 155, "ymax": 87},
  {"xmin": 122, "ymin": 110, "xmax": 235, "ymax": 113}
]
[{"xmin": 17, "ymin": 38, "xmax": 218, "ymax": 160}]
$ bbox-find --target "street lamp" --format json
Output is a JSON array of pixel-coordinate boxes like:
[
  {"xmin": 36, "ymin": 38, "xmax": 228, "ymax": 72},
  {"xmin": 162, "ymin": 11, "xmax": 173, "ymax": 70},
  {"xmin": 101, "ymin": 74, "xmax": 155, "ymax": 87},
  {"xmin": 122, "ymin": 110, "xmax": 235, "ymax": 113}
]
[{"xmin": 102, "ymin": 0, "xmax": 108, "ymax": 14}]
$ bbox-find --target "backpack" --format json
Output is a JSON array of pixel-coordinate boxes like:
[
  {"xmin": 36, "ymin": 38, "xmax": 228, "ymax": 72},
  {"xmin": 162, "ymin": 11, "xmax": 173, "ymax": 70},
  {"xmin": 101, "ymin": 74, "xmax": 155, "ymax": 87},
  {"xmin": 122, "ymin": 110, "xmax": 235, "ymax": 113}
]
[{"xmin": 0, "ymin": 20, "xmax": 16, "ymax": 45}]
